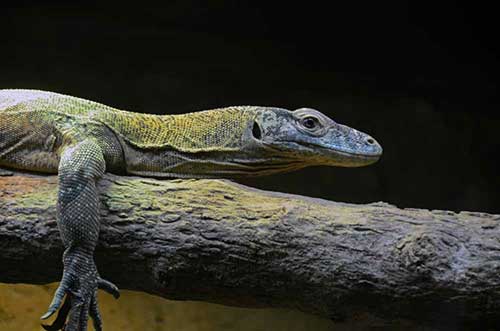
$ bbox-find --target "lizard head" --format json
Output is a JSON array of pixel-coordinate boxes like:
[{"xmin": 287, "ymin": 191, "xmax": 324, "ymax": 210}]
[{"xmin": 250, "ymin": 107, "xmax": 382, "ymax": 167}]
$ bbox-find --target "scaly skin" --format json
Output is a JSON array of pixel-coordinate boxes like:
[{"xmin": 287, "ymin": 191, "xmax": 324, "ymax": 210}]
[{"xmin": 0, "ymin": 89, "xmax": 382, "ymax": 331}]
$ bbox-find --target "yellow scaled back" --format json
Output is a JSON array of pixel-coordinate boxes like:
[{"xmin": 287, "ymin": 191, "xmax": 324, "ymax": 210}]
[{"xmin": 97, "ymin": 106, "xmax": 257, "ymax": 151}]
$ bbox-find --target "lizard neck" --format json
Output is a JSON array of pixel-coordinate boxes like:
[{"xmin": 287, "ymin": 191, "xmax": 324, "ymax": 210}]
[
  {"xmin": 102, "ymin": 107, "xmax": 306, "ymax": 178},
  {"xmin": 103, "ymin": 106, "xmax": 294, "ymax": 178}
]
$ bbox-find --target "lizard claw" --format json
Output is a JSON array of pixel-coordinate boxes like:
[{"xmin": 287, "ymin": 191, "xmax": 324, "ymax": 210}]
[{"xmin": 41, "ymin": 309, "xmax": 57, "ymax": 321}]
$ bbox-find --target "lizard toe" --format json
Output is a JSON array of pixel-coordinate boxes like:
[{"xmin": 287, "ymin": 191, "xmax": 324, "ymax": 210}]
[
  {"xmin": 41, "ymin": 295, "xmax": 72, "ymax": 330},
  {"xmin": 41, "ymin": 273, "xmax": 73, "ymax": 320},
  {"xmin": 98, "ymin": 277, "xmax": 120, "ymax": 299},
  {"xmin": 89, "ymin": 291, "xmax": 103, "ymax": 331}
]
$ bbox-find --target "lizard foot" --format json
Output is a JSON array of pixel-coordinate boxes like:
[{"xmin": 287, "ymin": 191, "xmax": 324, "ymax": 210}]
[
  {"xmin": 0, "ymin": 167, "xmax": 13, "ymax": 176},
  {"xmin": 41, "ymin": 249, "xmax": 120, "ymax": 331}
]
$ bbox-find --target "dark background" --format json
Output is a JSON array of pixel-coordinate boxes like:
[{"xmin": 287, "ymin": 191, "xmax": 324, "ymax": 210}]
[{"xmin": 1, "ymin": 2, "xmax": 499, "ymax": 213}]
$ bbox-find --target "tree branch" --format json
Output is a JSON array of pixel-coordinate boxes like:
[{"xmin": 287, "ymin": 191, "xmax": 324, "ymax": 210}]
[{"xmin": 1, "ymin": 171, "xmax": 499, "ymax": 327}]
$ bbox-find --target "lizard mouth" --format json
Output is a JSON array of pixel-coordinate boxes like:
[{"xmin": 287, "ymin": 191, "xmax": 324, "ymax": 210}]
[
  {"xmin": 294, "ymin": 140, "xmax": 382, "ymax": 158},
  {"xmin": 260, "ymin": 139, "xmax": 382, "ymax": 167},
  {"xmin": 279, "ymin": 140, "xmax": 382, "ymax": 159}
]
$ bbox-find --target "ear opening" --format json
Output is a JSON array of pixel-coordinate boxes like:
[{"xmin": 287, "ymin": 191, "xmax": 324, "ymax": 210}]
[{"xmin": 252, "ymin": 121, "xmax": 262, "ymax": 140}]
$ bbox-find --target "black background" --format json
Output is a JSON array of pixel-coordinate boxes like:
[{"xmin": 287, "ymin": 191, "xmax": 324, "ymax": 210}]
[{"xmin": 1, "ymin": 2, "xmax": 499, "ymax": 213}]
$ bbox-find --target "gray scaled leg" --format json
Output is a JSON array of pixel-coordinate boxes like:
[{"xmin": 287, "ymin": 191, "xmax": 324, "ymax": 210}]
[{"xmin": 41, "ymin": 140, "xmax": 119, "ymax": 331}]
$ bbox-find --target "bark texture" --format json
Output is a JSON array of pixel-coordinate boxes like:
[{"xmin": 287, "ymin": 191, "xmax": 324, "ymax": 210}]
[{"xmin": 0, "ymin": 171, "xmax": 499, "ymax": 328}]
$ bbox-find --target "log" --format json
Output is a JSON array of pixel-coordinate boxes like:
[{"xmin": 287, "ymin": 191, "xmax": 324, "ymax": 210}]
[{"xmin": 0, "ymin": 171, "xmax": 499, "ymax": 328}]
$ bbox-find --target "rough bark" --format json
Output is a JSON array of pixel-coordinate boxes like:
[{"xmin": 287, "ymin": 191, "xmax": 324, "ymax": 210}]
[{"xmin": 0, "ymin": 171, "xmax": 499, "ymax": 329}]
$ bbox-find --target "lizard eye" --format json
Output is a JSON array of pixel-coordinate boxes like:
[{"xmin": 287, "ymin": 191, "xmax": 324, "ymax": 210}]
[{"xmin": 301, "ymin": 116, "xmax": 319, "ymax": 129}]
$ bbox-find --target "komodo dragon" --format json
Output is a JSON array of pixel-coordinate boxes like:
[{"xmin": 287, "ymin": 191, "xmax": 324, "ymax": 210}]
[{"xmin": 0, "ymin": 89, "xmax": 382, "ymax": 331}]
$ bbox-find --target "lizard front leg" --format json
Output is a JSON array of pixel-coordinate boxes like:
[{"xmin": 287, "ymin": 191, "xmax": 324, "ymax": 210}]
[{"xmin": 41, "ymin": 140, "xmax": 119, "ymax": 331}]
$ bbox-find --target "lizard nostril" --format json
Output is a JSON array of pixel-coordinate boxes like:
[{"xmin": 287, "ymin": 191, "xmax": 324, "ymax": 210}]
[{"xmin": 366, "ymin": 138, "xmax": 375, "ymax": 145}]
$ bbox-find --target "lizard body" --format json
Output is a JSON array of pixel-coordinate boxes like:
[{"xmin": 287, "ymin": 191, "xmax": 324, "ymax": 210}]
[{"xmin": 0, "ymin": 89, "xmax": 382, "ymax": 331}]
